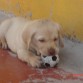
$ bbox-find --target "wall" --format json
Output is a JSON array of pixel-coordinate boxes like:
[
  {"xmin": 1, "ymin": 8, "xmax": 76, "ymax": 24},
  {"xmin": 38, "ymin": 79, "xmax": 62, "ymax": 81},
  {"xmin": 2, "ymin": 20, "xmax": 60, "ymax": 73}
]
[{"xmin": 0, "ymin": 0, "xmax": 83, "ymax": 41}]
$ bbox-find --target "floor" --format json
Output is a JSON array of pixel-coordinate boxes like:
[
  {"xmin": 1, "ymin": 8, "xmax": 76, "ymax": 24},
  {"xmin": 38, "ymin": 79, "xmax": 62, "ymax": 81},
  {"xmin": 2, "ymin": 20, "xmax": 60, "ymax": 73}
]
[
  {"xmin": 0, "ymin": 11, "xmax": 83, "ymax": 83},
  {"xmin": 0, "ymin": 48, "xmax": 83, "ymax": 83}
]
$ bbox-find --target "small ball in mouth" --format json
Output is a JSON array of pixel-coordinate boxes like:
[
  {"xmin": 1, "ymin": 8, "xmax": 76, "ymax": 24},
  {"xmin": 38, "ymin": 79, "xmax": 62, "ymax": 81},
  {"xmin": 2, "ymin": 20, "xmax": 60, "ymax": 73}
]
[{"xmin": 41, "ymin": 55, "xmax": 59, "ymax": 68}]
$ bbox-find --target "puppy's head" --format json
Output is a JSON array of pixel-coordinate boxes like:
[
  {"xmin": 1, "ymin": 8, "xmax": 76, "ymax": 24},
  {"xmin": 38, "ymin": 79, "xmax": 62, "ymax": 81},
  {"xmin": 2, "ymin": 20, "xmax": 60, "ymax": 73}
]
[{"xmin": 23, "ymin": 20, "xmax": 64, "ymax": 57}]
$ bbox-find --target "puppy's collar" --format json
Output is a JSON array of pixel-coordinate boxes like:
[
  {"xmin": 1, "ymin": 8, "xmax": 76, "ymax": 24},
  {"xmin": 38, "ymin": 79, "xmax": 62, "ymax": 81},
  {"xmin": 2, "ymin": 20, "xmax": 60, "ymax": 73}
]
[{"xmin": 28, "ymin": 48, "xmax": 40, "ymax": 56}]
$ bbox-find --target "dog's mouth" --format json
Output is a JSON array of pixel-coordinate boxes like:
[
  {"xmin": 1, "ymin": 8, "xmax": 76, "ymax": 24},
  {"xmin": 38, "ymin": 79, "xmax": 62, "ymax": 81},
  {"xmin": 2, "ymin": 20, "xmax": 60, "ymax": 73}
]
[
  {"xmin": 28, "ymin": 48, "xmax": 59, "ymax": 58},
  {"xmin": 28, "ymin": 48, "xmax": 59, "ymax": 68}
]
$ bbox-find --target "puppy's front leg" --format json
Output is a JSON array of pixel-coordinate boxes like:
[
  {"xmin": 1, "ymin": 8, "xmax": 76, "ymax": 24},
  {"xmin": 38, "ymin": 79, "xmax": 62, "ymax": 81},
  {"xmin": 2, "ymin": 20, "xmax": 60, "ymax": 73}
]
[{"xmin": 17, "ymin": 49, "xmax": 42, "ymax": 67}]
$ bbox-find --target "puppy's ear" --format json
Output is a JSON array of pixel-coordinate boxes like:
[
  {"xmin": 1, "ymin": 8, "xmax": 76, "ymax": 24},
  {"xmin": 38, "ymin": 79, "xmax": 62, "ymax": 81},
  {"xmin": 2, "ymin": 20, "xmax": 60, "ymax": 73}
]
[
  {"xmin": 22, "ymin": 29, "xmax": 36, "ymax": 49},
  {"xmin": 58, "ymin": 31, "xmax": 64, "ymax": 48},
  {"xmin": 22, "ymin": 30, "xmax": 28, "ymax": 45},
  {"xmin": 27, "ymin": 33, "xmax": 36, "ymax": 50},
  {"xmin": 57, "ymin": 24, "xmax": 64, "ymax": 48}
]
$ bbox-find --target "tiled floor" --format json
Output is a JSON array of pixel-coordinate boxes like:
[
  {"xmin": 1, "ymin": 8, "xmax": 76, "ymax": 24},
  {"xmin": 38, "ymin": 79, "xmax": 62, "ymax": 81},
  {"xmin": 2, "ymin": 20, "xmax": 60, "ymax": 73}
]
[{"xmin": 0, "ymin": 49, "xmax": 83, "ymax": 83}]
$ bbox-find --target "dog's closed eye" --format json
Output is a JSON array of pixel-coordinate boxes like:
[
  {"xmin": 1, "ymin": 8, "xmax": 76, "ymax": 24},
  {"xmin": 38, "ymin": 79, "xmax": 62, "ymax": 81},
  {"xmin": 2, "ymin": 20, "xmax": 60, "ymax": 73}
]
[{"xmin": 39, "ymin": 39, "xmax": 45, "ymax": 43}]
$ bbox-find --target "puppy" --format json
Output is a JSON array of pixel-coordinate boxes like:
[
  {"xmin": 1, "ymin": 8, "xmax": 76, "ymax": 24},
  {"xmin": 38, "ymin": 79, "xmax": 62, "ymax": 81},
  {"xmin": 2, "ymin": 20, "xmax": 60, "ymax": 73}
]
[{"xmin": 0, "ymin": 17, "xmax": 64, "ymax": 67}]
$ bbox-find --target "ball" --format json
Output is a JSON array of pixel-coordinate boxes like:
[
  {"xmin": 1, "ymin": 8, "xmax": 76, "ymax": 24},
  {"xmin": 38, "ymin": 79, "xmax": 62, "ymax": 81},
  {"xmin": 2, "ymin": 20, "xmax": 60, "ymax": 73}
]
[{"xmin": 41, "ymin": 55, "xmax": 59, "ymax": 67}]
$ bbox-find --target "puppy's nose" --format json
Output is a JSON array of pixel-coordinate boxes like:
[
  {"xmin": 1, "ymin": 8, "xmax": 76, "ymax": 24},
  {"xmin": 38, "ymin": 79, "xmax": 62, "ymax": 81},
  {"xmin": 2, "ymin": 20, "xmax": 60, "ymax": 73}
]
[{"xmin": 48, "ymin": 48, "xmax": 55, "ymax": 56}]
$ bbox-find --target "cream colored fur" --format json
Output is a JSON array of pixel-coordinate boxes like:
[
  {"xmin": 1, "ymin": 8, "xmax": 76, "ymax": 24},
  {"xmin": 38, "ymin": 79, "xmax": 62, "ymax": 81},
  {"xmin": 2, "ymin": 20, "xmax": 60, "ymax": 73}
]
[{"xmin": 0, "ymin": 17, "xmax": 63, "ymax": 67}]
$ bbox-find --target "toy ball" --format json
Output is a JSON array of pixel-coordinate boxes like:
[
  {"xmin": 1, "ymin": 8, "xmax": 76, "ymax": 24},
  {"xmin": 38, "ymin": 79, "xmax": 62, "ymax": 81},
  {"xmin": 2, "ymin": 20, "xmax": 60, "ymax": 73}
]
[{"xmin": 41, "ymin": 55, "xmax": 59, "ymax": 67}]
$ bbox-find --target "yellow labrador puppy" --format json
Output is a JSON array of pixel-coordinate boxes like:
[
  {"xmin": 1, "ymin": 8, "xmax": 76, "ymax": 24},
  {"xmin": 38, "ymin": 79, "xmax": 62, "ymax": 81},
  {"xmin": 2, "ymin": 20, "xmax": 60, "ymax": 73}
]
[{"xmin": 0, "ymin": 17, "xmax": 64, "ymax": 67}]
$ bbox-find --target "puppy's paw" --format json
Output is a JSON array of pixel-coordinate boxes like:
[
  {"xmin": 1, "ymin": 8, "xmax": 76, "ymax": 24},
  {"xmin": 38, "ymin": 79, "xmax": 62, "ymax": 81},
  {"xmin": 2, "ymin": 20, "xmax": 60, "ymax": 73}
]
[
  {"xmin": 28, "ymin": 56, "xmax": 42, "ymax": 68},
  {"xmin": 0, "ymin": 39, "xmax": 8, "ymax": 49},
  {"xmin": 17, "ymin": 49, "xmax": 42, "ymax": 68}
]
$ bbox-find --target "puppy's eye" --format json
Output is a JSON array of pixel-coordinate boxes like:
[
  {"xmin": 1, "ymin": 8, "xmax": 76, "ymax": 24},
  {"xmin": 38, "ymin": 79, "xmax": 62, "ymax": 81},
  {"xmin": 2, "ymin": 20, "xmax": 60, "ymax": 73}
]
[
  {"xmin": 54, "ymin": 38, "xmax": 58, "ymax": 41},
  {"xmin": 39, "ymin": 39, "xmax": 45, "ymax": 43}
]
